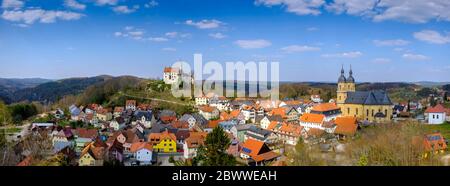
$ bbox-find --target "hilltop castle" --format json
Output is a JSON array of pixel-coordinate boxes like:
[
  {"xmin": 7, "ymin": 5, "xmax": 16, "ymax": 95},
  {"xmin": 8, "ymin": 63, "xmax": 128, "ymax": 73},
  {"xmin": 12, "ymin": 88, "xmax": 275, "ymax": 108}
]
[{"xmin": 336, "ymin": 66, "xmax": 393, "ymax": 123}]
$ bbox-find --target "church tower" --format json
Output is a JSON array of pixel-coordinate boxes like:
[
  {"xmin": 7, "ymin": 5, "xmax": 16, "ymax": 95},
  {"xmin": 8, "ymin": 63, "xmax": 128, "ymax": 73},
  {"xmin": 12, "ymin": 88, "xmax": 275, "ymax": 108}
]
[{"xmin": 336, "ymin": 65, "xmax": 356, "ymax": 105}]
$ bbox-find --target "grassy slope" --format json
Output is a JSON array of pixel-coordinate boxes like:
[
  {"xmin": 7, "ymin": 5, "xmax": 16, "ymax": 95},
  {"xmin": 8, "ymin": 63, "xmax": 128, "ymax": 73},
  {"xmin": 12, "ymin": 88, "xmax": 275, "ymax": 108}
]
[{"xmin": 423, "ymin": 122, "xmax": 450, "ymax": 139}]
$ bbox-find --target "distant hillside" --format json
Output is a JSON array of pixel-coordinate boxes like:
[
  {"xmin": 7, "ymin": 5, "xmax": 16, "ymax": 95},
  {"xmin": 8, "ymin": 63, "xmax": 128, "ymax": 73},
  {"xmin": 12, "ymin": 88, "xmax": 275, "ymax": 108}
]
[
  {"xmin": 0, "ymin": 78, "xmax": 52, "ymax": 90},
  {"xmin": 357, "ymin": 82, "xmax": 420, "ymax": 91},
  {"xmin": 414, "ymin": 81, "xmax": 450, "ymax": 88},
  {"xmin": 6, "ymin": 76, "xmax": 114, "ymax": 104}
]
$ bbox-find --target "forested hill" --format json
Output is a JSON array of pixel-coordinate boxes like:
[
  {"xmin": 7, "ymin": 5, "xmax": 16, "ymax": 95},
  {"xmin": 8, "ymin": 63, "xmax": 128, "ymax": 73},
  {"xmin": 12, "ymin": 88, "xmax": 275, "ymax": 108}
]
[{"xmin": 0, "ymin": 76, "xmax": 114, "ymax": 104}]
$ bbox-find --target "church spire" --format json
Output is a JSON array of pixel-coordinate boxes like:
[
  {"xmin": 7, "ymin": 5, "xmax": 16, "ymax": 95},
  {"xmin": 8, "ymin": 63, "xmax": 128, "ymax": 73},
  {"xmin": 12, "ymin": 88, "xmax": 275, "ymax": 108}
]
[
  {"xmin": 347, "ymin": 64, "xmax": 355, "ymax": 83},
  {"xmin": 338, "ymin": 64, "xmax": 346, "ymax": 83}
]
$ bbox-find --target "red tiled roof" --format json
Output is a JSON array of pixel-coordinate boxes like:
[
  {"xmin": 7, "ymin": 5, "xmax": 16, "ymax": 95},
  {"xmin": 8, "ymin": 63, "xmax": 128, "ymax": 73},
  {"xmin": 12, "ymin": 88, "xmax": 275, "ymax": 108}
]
[
  {"xmin": 241, "ymin": 139, "xmax": 264, "ymax": 157},
  {"xmin": 17, "ymin": 156, "xmax": 33, "ymax": 166},
  {"xmin": 199, "ymin": 106, "xmax": 217, "ymax": 113},
  {"xmin": 75, "ymin": 128, "xmax": 98, "ymax": 139},
  {"xmin": 207, "ymin": 120, "xmax": 222, "ymax": 128},
  {"xmin": 164, "ymin": 67, "xmax": 179, "ymax": 73},
  {"xmin": 148, "ymin": 130, "xmax": 177, "ymax": 142},
  {"xmin": 299, "ymin": 113, "xmax": 325, "ymax": 123},
  {"xmin": 269, "ymin": 107, "xmax": 286, "ymax": 118},
  {"xmin": 126, "ymin": 100, "xmax": 136, "ymax": 106},
  {"xmin": 334, "ymin": 116, "xmax": 358, "ymax": 136},
  {"xmin": 130, "ymin": 142, "xmax": 153, "ymax": 152},
  {"xmin": 311, "ymin": 103, "xmax": 340, "ymax": 112},
  {"xmin": 425, "ymin": 104, "xmax": 446, "ymax": 113},
  {"xmin": 423, "ymin": 133, "xmax": 447, "ymax": 152}
]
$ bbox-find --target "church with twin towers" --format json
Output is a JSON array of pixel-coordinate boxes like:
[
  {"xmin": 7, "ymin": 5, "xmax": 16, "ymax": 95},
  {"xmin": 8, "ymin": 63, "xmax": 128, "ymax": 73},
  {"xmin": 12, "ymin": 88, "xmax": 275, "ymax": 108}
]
[{"xmin": 336, "ymin": 65, "xmax": 393, "ymax": 123}]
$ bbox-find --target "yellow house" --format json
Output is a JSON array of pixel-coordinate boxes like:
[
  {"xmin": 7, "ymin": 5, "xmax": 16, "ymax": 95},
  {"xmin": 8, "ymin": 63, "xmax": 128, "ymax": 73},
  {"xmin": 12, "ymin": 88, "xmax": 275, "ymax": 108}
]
[
  {"xmin": 148, "ymin": 130, "xmax": 177, "ymax": 153},
  {"xmin": 336, "ymin": 66, "xmax": 393, "ymax": 123},
  {"xmin": 78, "ymin": 143, "xmax": 104, "ymax": 166}
]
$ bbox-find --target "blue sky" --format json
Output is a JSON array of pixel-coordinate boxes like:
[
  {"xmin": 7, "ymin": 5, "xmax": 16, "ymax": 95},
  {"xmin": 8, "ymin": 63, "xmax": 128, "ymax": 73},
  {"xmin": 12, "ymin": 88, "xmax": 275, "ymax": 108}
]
[{"xmin": 0, "ymin": 0, "xmax": 449, "ymax": 82}]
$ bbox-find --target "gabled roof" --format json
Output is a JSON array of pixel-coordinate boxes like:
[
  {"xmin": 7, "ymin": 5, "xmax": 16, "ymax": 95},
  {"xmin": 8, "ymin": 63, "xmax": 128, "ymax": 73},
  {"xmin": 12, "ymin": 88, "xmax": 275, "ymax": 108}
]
[
  {"xmin": 279, "ymin": 123, "xmax": 302, "ymax": 136},
  {"xmin": 334, "ymin": 116, "xmax": 358, "ymax": 136},
  {"xmin": 75, "ymin": 128, "xmax": 98, "ymax": 139},
  {"xmin": 80, "ymin": 143, "xmax": 105, "ymax": 160},
  {"xmin": 345, "ymin": 90, "xmax": 393, "ymax": 105},
  {"xmin": 311, "ymin": 103, "xmax": 340, "ymax": 112},
  {"xmin": 241, "ymin": 139, "xmax": 265, "ymax": 157},
  {"xmin": 130, "ymin": 142, "xmax": 153, "ymax": 152},
  {"xmin": 423, "ymin": 133, "xmax": 447, "ymax": 151},
  {"xmin": 164, "ymin": 67, "xmax": 180, "ymax": 73},
  {"xmin": 185, "ymin": 132, "xmax": 207, "ymax": 148},
  {"xmin": 126, "ymin": 100, "xmax": 136, "ymax": 106},
  {"xmin": 299, "ymin": 113, "xmax": 325, "ymax": 124},
  {"xmin": 269, "ymin": 107, "xmax": 286, "ymax": 118},
  {"xmin": 199, "ymin": 106, "xmax": 217, "ymax": 113},
  {"xmin": 148, "ymin": 130, "xmax": 177, "ymax": 142},
  {"xmin": 425, "ymin": 104, "xmax": 446, "ymax": 113}
]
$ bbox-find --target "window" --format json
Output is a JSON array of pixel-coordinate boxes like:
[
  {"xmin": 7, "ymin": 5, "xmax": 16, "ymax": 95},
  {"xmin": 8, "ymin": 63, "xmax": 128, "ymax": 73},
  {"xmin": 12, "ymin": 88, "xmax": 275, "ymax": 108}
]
[
  {"xmin": 385, "ymin": 109, "xmax": 387, "ymax": 116},
  {"xmin": 366, "ymin": 109, "xmax": 369, "ymax": 116},
  {"xmin": 433, "ymin": 115, "xmax": 435, "ymax": 119},
  {"xmin": 356, "ymin": 108, "xmax": 358, "ymax": 115},
  {"xmin": 437, "ymin": 115, "xmax": 439, "ymax": 119},
  {"xmin": 347, "ymin": 108, "xmax": 350, "ymax": 114}
]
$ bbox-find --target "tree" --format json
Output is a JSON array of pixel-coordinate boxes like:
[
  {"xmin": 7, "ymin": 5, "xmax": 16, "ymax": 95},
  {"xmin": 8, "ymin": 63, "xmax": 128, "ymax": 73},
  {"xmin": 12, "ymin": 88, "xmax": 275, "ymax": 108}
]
[
  {"xmin": 444, "ymin": 91, "xmax": 448, "ymax": 102},
  {"xmin": 0, "ymin": 101, "xmax": 11, "ymax": 126},
  {"xmin": 192, "ymin": 126, "xmax": 236, "ymax": 166}
]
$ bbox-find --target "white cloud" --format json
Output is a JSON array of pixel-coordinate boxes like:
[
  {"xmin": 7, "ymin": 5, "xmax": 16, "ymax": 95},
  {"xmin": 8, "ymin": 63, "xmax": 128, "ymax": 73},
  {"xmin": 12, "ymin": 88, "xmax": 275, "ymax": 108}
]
[
  {"xmin": 2, "ymin": 9, "xmax": 84, "ymax": 25},
  {"xmin": 373, "ymin": 39, "xmax": 410, "ymax": 46},
  {"xmin": 255, "ymin": 0, "xmax": 325, "ymax": 15},
  {"xmin": 112, "ymin": 5, "xmax": 139, "ymax": 14},
  {"xmin": 95, "ymin": 0, "xmax": 118, "ymax": 6},
  {"xmin": 281, "ymin": 45, "xmax": 320, "ymax": 53},
  {"xmin": 322, "ymin": 51, "xmax": 362, "ymax": 58},
  {"xmin": 114, "ymin": 31, "xmax": 123, "ymax": 37},
  {"xmin": 1, "ymin": 0, "xmax": 24, "ymax": 9},
  {"xmin": 413, "ymin": 30, "xmax": 450, "ymax": 44},
  {"xmin": 402, "ymin": 53, "xmax": 429, "ymax": 61},
  {"xmin": 128, "ymin": 31, "xmax": 144, "ymax": 37},
  {"xmin": 326, "ymin": 0, "xmax": 377, "ymax": 16},
  {"xmin": 164, "ymin": 31, "xmax": 190, "ymax": 39},
  {"xmin": 185, "ymin": 19, "xmax": 223, "ymax": 29},
  {"xmin": 64, "ymin": 0, "xmax": 86, "ymax": 10},
  {"xmin": 256, "ymin": 0, "xmax": 450, "ymax": 23},
  {"xmin": 234, "ymin": 39, "xmax": 272, "ymax": 49},
  {"xmin": 306, "ymin": 27, "xmax": 319, "ymax": 31},
  {"xmin": 165, "ymin": 32, "xmax": 178, "ymax": 38},
  {"xmin": 162, "ymin": 47, "xmax": 176, "ymax": 52},
  {"xmin": 145, "ymin": 0, "xmax": 158, "ymax": 8},
  {"xmin": 372, "ymin": 58, "xmax": 391, "ymax": 64},
  {"xmin": 209, "ymin": 32, "xmax": 226, "ymax": 39},
  {"xmin": 148, "ymin": 37, "xmax": 168, "ymax": 42}
]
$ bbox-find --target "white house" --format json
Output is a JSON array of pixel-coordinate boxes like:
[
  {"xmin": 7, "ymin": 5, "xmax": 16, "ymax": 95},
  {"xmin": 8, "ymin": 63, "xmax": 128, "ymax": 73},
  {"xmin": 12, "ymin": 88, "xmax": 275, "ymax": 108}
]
[
  {"xmin": 198, "ymin": 106, "xmax": 219, "ymax": 120},
  {"xmin": 311, "ymin": 95, "xmax": 323, "ymax": 103},
  {"xmin": 299, "ymin": 113, "xmax": 326, "ymax": 130},
  {"xmin": 126, "ymin": 100, "xmax": 137, "ymax": 111},
  {"xmin": 425, "ymin": 104, "xmax": 447, "ymax": 125},
  {"xmin": 130, "ymin": 142, "xmax": 153, "ymax": 165},
  {"xmin": 183, "ymin": 132, "xmax": 207, "ymax": 159},
  {"xmin": 195, "ymin": 96, "xmax": 209, "ymax": 106}
]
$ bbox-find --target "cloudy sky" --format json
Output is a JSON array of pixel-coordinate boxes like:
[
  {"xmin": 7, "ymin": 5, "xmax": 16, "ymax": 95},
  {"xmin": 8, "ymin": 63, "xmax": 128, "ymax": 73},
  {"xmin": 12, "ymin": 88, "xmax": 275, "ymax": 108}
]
[{"xmin": 0, "ymin": 0, "xmax": 449, "ymax": 82}]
